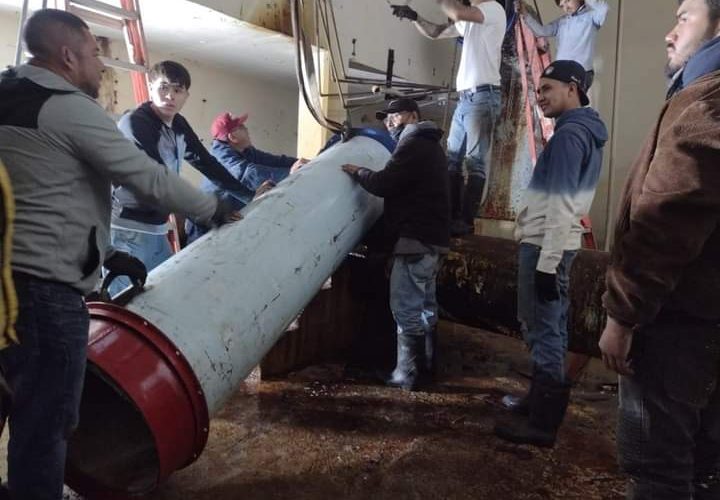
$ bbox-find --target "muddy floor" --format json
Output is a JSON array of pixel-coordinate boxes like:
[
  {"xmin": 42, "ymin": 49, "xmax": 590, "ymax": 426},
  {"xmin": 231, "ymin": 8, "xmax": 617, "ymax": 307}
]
[{"xmin": 58, "ymin": 322, "xmax": 625, "ymax": 499}]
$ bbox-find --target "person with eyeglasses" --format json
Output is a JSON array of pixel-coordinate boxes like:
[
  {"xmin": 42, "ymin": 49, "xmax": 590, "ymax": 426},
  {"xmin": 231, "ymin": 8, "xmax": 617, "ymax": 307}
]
[{"xmin": 108, "ymin": 60, "xmax": 255, "ymax": 296}]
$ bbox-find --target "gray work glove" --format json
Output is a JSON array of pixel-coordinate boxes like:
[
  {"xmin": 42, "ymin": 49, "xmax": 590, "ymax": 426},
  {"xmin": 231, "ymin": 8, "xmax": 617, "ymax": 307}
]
[{"xmin": 390, "ymin": 4, "xmax": 418, "ymax": 21}]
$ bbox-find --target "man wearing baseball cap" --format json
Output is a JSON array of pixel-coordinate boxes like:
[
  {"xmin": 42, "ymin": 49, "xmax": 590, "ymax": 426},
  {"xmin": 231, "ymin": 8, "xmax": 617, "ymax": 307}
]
[
  {"xmin": 494, "ymin": 60, "xmax": 607, "ymax": 448},
  {"xmin": 342, "ymin": 98, "xmax": 450, "ymax": 391},
  {"xmin": 375, "ymin": 98, "xmax": 422, "ymax": 138},
  {"xmin": 185, "ymin": 112, "xmax": 309, "ymax": 243}
]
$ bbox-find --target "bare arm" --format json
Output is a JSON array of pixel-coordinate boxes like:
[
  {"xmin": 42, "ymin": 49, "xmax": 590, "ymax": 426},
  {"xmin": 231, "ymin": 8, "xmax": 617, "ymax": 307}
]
[
  {"xmin": 439, "ymin": 0, "xmax": 485, "ymax": 23},
  {"xmin": 413, "ymin": 15, "xmax": 460, "ymax": 39}
]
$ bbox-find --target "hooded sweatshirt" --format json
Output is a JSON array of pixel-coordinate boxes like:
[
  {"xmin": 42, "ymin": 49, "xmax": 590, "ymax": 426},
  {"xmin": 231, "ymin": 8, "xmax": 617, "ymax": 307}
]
[
  {"xmin": 515, "ymin": 107, "xmax": 608, "ymax": 274},
  {"xmin": 353, "ymin": 121, "xmax": 450, "ymax": 249}
]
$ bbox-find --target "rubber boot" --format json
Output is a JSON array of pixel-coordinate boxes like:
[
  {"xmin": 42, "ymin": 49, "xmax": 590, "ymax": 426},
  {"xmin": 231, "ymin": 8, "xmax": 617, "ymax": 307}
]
[
  {"xmin": 494, "ymin": 378, "xmax": 571, "ymax": 448},
  {"xmin": 449, "ymin": 172, "xmax": 471, "ymax": 237},
  {"xmin": 501, "ymin": 385, "xmax": 532, "ymax": 416},
  {"xmin": 449, "ymin": 171, "xmax": 464, "ymax": 222},
  {"xmin": 461, "ymin": 176, "xmax": 486, "ymax": 229},
  {"xmin": 423, "ymin": 327, "xmax": 437, "ymax": 377},
  {"xmin": 385, "ymin": 333, "xmax": 425, "ymax": 391}
]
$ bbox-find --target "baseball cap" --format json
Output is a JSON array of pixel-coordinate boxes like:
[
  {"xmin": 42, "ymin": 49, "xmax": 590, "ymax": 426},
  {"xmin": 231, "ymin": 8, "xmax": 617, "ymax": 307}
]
[
  {"xmin": 375, "ymin": 98, "xmax": 421, "ymax": 120},
  {"xmin": 211, "ymin": 112, "xmax": 249, "ymax": 140},
  {"xmin": 540, "ymin": 60, "xmax": 590, "ymax": 106}
]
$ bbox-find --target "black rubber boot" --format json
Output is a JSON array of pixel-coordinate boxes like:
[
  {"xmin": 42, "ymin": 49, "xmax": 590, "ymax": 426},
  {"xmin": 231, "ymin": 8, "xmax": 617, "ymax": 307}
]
[
  {"xmin": 449, "ymin": 171, "xmax": 464, "ymax": 222},
  {"xmin": 423, "ymin": 327, "xmax": 437, "ymax": 376},
  {"xmin": 462, "ymin": 176, "xmax": 486, "ymax": 227},
  {"xmin": 501, "ymin": 389, "xmax": 531, "ymax": 416},
  {"xmin": 449, "ymin": 172, "xmax": 472, "ymax": 237},
  {"xmin": 385, "ymin": 333, "xmax": 425, "ymax": 391},
  {"xmin": 494, "ymin": 378, "xmax": 571, "ymax": 448}
]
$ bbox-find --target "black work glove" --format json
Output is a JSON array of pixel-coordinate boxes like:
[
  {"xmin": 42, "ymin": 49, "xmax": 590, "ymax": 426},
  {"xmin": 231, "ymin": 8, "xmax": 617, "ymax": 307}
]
[
  {"xmin": 104, "ymin": 251, "xmax": 147, "ymax": 287},
  {"xmin": 535, "ymin": 270, "xmax": 559, "ymax": 301},
  {"xmin": 210, "ymin": 196, "xmax": 243, "ymax": 227},
  {"xmin": 390, "ymin": 4, "xmax": 418, "ymax": 21}
]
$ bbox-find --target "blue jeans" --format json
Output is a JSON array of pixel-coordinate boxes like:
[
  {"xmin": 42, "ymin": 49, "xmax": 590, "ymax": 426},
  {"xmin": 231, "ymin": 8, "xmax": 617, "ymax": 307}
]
[
  {"xmin": 389, "ymin": 253, "xmax": 440, "ymax": 337},
  {"xmin": 517, "ymin": 243, "xmax": 577, "ymax": 382},
  {"xmin": 447, "ymin": 86, "xmax": 502, "ymax": 180},
  {"xmin": 107, "ymin": 228, "xmax": 173, "ymax": 296},
  {"xmin": 0, "ymin": 273, "xmax": 89, "ymax": 499},
  {"xmin": 618, "ymin": 318, "xmax": 720, "ymax": 499}
]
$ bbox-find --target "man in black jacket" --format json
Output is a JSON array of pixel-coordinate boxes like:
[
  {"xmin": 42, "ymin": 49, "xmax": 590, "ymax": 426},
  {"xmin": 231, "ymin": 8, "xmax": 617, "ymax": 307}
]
[{"xmin": 342, "ymin": 98, "xmax": 450, "ymax": 390}]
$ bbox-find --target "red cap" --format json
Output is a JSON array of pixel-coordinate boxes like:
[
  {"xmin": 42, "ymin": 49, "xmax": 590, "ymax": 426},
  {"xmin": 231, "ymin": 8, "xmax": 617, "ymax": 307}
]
[{"xmin": 211, "ymin": 112, "xmax": 249, "ymax": 140}]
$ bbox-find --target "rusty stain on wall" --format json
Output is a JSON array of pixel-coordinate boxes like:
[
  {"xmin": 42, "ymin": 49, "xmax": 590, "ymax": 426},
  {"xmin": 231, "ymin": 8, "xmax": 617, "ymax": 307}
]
[{"xmin": 241, "ymin": 1, "xmax": 293, "ymax": 37}]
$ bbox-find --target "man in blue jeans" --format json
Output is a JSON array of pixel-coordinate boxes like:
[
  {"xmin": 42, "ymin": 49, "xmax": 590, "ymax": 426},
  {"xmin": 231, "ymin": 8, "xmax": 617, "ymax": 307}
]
[
  {"xmin": 392, "ymin": 0, "xmax": 506, "ymax": 235},
  {"xmin": 494, "ymin": 60, "xmax": 607, "ymax": 448},
  {"xmin": 342, "ymin": 98, "xmax": 450, "ymax": 391},
  {"xmin": 0, "ymin": 10, "xmax": 236, "ymax": 499}
]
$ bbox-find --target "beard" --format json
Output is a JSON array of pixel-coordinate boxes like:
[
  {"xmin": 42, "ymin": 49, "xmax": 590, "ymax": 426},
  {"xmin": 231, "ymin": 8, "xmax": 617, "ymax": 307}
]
[{"xmin": 665, "ymin": 26, "xmax": 719, "ymax": 78}]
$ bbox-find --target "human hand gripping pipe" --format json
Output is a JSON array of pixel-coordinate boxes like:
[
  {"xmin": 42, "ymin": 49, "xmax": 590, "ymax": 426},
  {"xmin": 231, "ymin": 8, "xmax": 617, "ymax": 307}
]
[{"xmin": 65, "ymin": 133, "xmax": 392, "ymax": 499}]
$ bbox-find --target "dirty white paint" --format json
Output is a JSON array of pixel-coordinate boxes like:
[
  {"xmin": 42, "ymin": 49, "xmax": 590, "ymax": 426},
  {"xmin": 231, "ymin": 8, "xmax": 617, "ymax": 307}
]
[{"xmin": 125, "ymin": 135, "xmax": 391, "ymax": 414}]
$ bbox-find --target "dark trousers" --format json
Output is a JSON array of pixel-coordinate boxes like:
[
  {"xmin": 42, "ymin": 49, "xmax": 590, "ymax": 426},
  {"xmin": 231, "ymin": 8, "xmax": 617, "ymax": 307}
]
[
  {"xmin": 0, "ymin": 273, "xmax": 89, "ymax": 500},
  {"xmin": 618, "ymin": 315, "xmax": 720, "ymax": 499}
]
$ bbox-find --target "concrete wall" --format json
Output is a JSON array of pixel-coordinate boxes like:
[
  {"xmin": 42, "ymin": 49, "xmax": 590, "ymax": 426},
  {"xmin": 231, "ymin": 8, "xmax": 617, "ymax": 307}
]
[{"xmin": 194, "ymin": 0, "xmax": 457, "ymax": 87}]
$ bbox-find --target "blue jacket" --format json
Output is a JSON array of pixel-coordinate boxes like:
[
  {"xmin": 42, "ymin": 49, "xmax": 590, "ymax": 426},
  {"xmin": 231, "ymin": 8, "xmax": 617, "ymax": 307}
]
[
  {"xmin": 515, "ymin": 107, "xmax": 608, "ymax": 273},
  {"xmin": 200, "ymin": 140, "xmax": 297, "ymax": 208},
  {"xmin": 113, "ymin": 102, "xmax": 254, "ymax": 226}
]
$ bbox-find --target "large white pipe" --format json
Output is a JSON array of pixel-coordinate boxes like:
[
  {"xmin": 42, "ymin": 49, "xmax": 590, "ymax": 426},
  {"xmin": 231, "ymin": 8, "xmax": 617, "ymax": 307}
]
[
  {"xmin": 67, "ymin": 133, "xmax": 392, "ymax": 498},
  {"xmin": 127, "ymin": 134, "xmax": 390, "ymax": 412}
]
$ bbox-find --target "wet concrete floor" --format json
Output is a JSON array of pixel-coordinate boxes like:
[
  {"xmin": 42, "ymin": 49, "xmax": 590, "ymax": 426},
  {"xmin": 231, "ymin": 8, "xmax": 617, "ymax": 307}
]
[
  {"xmin": 58, "ymin": 322, "xmax": 624, "ymax": 499},
  {"xmin": 149, "ymin": 323, "xmax": 623, "ymax": 499}
]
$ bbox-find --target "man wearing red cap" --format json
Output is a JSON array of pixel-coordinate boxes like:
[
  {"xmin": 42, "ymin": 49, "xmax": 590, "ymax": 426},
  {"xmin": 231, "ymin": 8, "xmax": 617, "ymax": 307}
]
[
  {"xmin": 185, "ymin": 111, "xmax": 308, "ymax": 242},
  {"xmin": 109, "ymin": 61, "xmax": 254, "ymax": 296}
]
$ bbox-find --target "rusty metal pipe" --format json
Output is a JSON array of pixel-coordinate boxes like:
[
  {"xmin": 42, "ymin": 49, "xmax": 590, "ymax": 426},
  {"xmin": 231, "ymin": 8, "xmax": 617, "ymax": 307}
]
[{"xmin": 437, "ymin": 235, "xmax": 609, "ymax": 357}]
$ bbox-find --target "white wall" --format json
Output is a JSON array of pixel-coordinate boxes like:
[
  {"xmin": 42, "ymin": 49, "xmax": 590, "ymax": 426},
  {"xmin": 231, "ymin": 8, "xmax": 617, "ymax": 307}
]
[{"xmin": 193, "ymin": 0, "xmax": 457, "ymax": 87}]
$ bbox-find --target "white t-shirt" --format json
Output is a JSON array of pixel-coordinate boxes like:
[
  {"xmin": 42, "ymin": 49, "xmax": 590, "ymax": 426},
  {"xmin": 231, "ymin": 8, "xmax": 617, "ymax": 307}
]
[{"xmin": 455, "ymin": 1, "xmax": 507, "ymax": 90}]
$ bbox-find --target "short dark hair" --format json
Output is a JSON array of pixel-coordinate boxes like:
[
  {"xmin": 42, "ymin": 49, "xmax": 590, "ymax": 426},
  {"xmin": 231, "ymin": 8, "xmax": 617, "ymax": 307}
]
[
  {"xmin": 705, "ymin": 0, "xmax": 720, "ymax": 23},
  {"xmin": 555, "ymin": 0, "xmax": 585, "ymax": 6},
  {"xmin": 23, "ymin": 9, "xmax": 89, "ymax": 59},
  {"xmin": 678, "ymin": 0, "xmax": 720, "ymax": 21},
  {"xmin": 148, "ymin": 61, "xmax": 191, "ymax": 90}
]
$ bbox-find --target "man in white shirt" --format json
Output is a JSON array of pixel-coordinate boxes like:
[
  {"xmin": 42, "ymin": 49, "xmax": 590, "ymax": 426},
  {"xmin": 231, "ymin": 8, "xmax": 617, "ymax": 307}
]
[{"xmin": 392, "ymin": 0, "xmax": 507, "ymax": 236}]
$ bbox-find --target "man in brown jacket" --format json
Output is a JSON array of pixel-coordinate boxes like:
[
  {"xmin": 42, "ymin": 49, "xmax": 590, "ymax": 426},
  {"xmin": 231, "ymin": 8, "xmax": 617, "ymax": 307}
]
[{"xmin": 599, "ymin": 0, "xmax": 720, "ymax": 498}]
